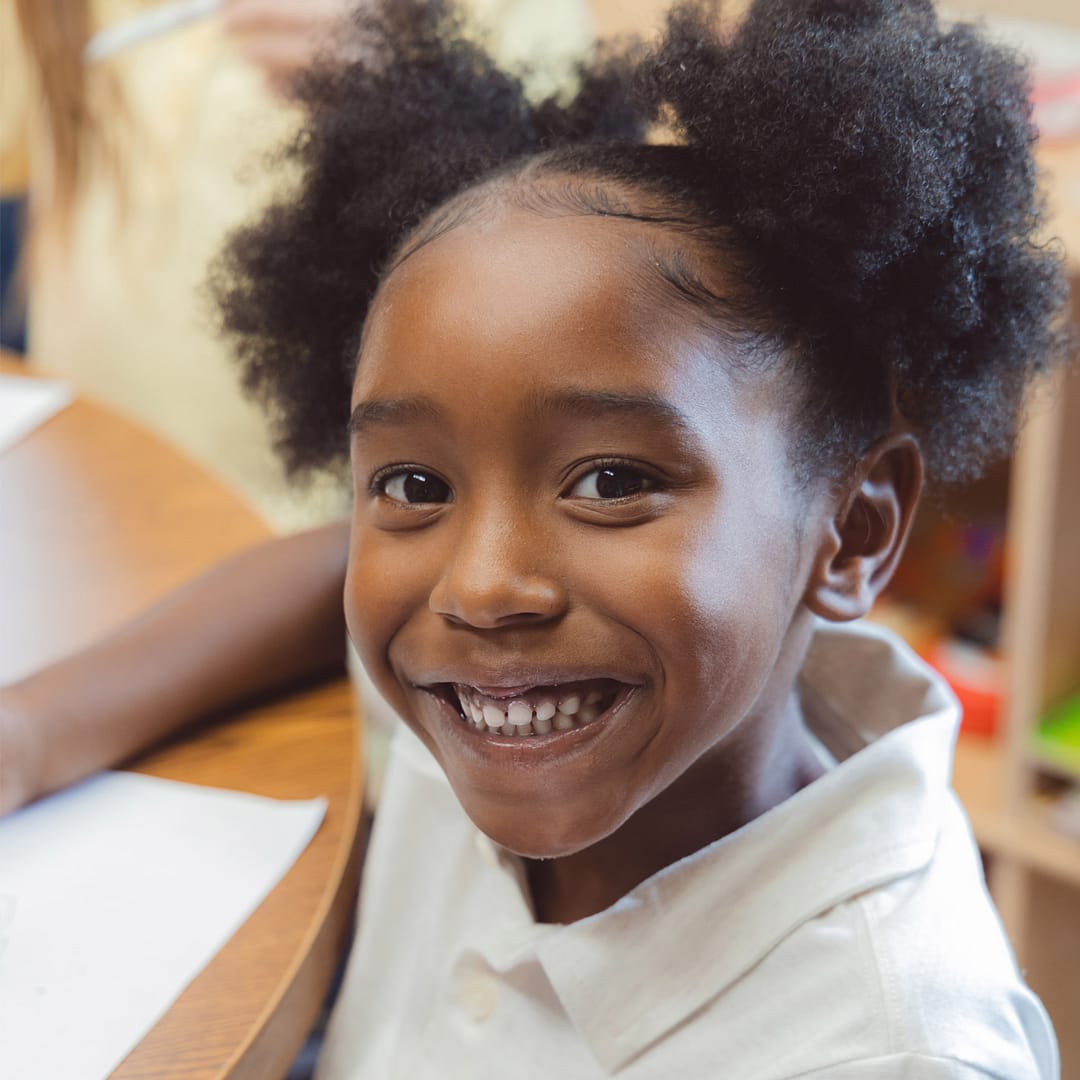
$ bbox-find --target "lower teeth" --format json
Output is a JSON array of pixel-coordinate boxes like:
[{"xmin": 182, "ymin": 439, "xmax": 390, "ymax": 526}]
[
  {"xmin": 470, "ymin": 701, "xmax": 613, "ymax": 735},
  {"xmin": 453, "ymin": 685, "xmax": 618, "ymax": 737}
]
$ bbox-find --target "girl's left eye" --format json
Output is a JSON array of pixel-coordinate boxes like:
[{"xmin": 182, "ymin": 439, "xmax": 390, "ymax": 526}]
[
  {"xmin": 379, "ymin": 469, "xmax": 452, "ymax": 504},
  {"xmin": 568, "ymin": 465, "xmax": 656, "ymax": 500}
]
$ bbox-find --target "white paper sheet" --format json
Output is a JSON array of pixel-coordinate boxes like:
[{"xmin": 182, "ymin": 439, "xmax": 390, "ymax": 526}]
[
  {"xmin": 0, "ymin": 375, "xmax": 74, "ymax": 455},
  {"xmin": 0, "ymin": 771, "xmax": 327, "ymax": 1080}
]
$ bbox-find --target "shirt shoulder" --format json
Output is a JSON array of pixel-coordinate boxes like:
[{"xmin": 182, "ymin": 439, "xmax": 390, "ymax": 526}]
[
  {"xmin": 850, "ymin": 795, "xmax": 1058, "ymax": 1080},
  {"xmin": 789, "ymin": 1053, "xmax": 1027, "ymax": 1079}
]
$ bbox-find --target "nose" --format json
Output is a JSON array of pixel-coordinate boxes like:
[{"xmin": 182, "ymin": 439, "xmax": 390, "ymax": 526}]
[{"xmin": 429, "ymin": 510, "xmax": 568, "ymax": 629}]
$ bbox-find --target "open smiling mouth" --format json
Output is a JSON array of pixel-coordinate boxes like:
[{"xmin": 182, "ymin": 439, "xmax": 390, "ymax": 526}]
[{"xmin": 430, "ymin": 680, "xmax": 627, "ymax": 738}]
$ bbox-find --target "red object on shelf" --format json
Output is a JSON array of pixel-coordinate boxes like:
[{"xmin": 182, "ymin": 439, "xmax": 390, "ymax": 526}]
[{"xmin": 927, "ymin": 638, "xmax": 1003, "ymax": 737}]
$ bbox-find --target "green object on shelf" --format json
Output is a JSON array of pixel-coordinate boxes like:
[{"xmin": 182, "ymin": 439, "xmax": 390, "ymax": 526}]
[{"xmin": 1033, "ymin": 691, "xmax": 1080, "ymax": 775}]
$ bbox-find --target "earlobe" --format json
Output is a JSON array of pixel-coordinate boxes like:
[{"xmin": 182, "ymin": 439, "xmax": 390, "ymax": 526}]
[{"xmin": 805, "ymin": 433, "xmax": 923, "ymax": 623}]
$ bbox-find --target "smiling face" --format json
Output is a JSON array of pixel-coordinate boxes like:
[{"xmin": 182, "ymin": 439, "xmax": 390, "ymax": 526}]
[{"xmin": 345, "ymin": 198, "xmax": 829, "ymax": 861}]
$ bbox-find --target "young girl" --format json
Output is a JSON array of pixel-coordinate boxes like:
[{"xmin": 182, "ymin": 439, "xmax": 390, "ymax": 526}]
[{"xmin": 4, "ymin": 0, "xmax": 1073, "ymax": 1075}]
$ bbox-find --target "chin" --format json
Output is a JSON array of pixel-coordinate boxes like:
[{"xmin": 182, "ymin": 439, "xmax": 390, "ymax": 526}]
[{"xmin": 463, "ymin": 794, "xmax": 625, "ymax": 861}]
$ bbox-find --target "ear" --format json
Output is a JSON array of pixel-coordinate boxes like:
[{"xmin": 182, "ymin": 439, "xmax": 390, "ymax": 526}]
[{"xmin": 804, "ymin": 432, "xmax": 923, "ymax": 622}]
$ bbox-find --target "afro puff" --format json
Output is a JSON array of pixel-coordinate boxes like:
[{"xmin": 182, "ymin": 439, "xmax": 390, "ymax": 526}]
[{"xmin": 212, "ymin": 0, "xmax": 1072, "ymax": 485}]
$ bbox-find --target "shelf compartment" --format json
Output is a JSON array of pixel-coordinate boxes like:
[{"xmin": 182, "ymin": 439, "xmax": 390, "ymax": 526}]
[{"xmin": 953, "ymin": 735, "xmax": 1080, "ymax": 888}]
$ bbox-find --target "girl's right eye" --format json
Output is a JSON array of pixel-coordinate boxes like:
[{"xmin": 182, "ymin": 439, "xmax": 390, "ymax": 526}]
[{"xmin": 377, "ymin": 469, "xmax": 452, "ymax": 505}]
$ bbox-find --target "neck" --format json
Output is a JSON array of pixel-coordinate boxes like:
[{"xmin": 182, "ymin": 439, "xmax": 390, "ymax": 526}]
[{"xmin": 525, "ymin": 623, "xmax": 825, "ymax": 924}]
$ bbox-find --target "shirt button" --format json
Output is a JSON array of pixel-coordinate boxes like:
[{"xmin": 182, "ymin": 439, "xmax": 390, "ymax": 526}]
[{"xmin": 456, "ymin": 969, "xmax": 499, "ymax": 1023}]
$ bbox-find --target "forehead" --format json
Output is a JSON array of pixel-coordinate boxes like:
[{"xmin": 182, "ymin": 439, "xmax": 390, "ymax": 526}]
[{"xmin": 357, "ymin": 207, "xmax": 751, "ymax": 407}]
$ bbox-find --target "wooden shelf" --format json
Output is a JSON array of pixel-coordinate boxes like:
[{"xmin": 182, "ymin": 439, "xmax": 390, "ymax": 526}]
[
  {"xmin": 1026, "ymin": 746, "xmax": 1080, "ymax": 787},
  {"xmin": 954, "ymin": 736, "xmax": 1080, "ymax": 888}
]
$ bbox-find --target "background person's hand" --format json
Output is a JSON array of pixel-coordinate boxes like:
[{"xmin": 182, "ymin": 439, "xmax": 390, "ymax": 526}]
[{"xmin": 220, "ymin": 0, "xmax": 359, "ymax": 94}]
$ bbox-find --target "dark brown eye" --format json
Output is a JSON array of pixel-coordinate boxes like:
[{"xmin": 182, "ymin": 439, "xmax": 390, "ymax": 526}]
[
  {"xmin": 382, "ymin": 470, "xmax": 452, "ymax": 504},
  {"xmin": 570, "ymin": 465, "xmax": 653, "ymax": 500}
]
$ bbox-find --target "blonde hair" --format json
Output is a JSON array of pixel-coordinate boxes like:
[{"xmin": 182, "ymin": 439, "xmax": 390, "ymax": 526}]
[{"xmin": 14, "ymin": 0, "xmax": 125, "ymax": 233}]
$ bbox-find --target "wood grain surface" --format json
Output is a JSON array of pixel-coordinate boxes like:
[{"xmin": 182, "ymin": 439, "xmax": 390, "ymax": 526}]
[{"xmin": 0, "ymin": 357, "xmax": 364, "ymax": 1080}]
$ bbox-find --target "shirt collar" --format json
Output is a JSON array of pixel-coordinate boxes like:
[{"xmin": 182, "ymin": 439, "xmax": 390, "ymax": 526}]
[{"xmin": 530, "ymin": 620, "xmax": 960, "ymax": 1073}]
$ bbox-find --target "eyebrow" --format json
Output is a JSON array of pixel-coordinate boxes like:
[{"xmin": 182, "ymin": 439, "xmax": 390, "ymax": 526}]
[
  {"xmin": 525, "ymin": 388, "xmax": 696, "ymax": 437},
  {"xmin": 348, "ymin": 395, "xmax": 443, "ymax": 438},
  {"xmin": 347, "ymin": 387, "xmax": 696, "ymax": 439}
]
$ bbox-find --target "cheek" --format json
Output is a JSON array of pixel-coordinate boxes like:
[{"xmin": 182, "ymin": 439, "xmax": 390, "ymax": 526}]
[
  {"xmin": 681, "ymin": 518, "xmax": 796, "ymax": 642},
  {"xmin": 343, "ymin": 525, "xmax": 430, "ymax": 711},
  {"xmin": 628, "ymin": 501, "xmax": 800, "ymax": 742}
]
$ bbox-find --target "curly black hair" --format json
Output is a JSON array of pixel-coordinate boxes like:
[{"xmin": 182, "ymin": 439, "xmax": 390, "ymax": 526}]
[{"xmin": 211, "ymin": 0, "xmax": 1072, "ymax": 486}]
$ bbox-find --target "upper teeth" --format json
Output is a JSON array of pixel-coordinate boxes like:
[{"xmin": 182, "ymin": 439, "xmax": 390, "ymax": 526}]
[{"xmin": 455, "ymin": 684, "xmax": 610, "ymax": 737}]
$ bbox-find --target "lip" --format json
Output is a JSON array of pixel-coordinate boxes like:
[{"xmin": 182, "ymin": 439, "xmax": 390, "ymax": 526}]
[
  {"xmin": 453, "ymin": 684, "xmax": 539, "ymax": 700},
  {"xmin": 411, "ymin": 666, "xmax": 646, "ymax": 695},
  {"xmin": 410, "ymin": 656, "xmax": 648, "ymax": 691}
]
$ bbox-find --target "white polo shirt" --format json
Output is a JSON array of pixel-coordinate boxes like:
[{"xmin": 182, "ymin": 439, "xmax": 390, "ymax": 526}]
[{"xmin": 317, "ymin": 621, "xmax": 1058, "ymax": 1079}]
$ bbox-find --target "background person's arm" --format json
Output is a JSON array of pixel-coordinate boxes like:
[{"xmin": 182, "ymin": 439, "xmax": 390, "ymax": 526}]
[
  {"xmin": 220, "ymin": 0, "xmax": 359, "ymax": 93},
  {"xmin": 0, "ymin": 519, "xmax": 350, "ymax": 816}
]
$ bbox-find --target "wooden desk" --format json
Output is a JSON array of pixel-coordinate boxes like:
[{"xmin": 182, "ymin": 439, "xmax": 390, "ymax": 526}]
[{"xmin": 0, "ymin": 360, "xmax": 364, "ymax": 1080}]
